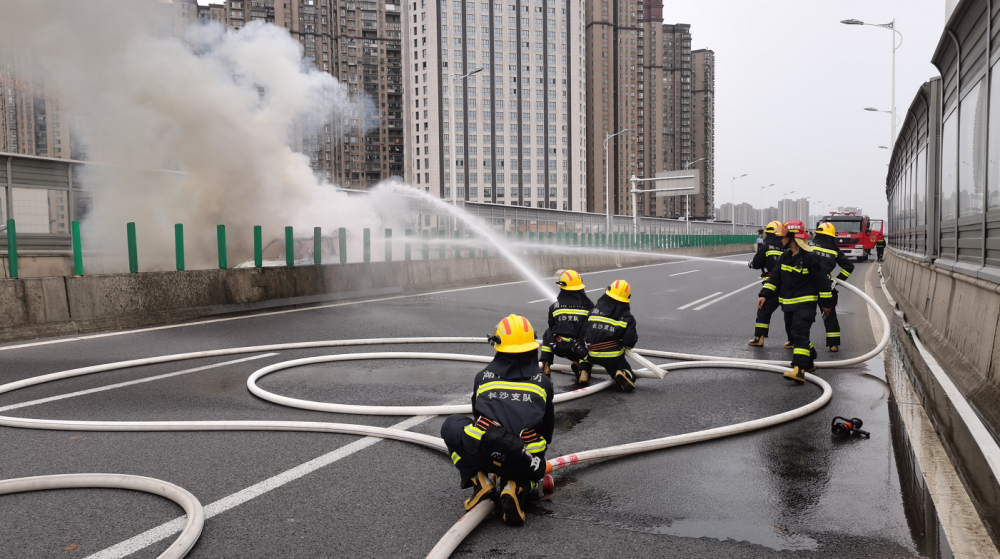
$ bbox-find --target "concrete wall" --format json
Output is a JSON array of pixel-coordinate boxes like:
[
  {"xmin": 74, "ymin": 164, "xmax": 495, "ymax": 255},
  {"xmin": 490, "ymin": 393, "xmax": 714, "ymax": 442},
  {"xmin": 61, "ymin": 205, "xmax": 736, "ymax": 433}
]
[
  {"xmin": 0, "ymin": 255, "xmax": 74, "ymax": 279},
  {"xmin": 0, "ymin": 245, "xmax": 751, "ymax": 343},
  {"xmin": 883, "ymin": 249, "xmax": 1000, "ymax": 538}
]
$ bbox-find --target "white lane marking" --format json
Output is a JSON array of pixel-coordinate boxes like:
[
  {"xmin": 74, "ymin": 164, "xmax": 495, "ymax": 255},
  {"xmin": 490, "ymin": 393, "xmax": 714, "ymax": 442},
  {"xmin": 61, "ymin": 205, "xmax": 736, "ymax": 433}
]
[
  {"xmin": 0, "ymin": 354, "xmax": 278, "ymax": 412},
  {"xmin": 668, "ymin": 270, "xmax": 698, "ymax": 277},
  {"xmin": 677, "ymin": 292, "xmax": 722, "ymax": 310},
  {"xmin": 2, "ymin": 253, "xmax": 753, "ymax": 352},
  {"xmin": 693, "ymin": 281, "xmax": 762, "ymax": 311},
  {"xmin": 84, "ymin": 414, "xmax": 432, "ymax": 559}
]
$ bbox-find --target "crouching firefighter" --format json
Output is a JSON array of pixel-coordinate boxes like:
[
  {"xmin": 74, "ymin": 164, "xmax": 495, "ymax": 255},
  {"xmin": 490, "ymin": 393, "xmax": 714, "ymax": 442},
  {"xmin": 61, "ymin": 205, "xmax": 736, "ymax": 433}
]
[
  {"xmin": 440, "ymin": 314, "xmax": 555, "ymax": 526},
  {"xmin": 811, "ymin": 222, "xmax": 854, "ymax": 352},
  {"xmin": 757, "ymin": 220, "xmax": 833, "ymax": 383},
  {"xmin": 580, "ymin": 280, "xmax": 639, "ymax": 392},
  {"xmin": 540, "ymin": 270, "xmax": 594, "ymax": 383},
  {"xmin": 748, "ymin": 221, "xmax": 786, "ymax": 347}
]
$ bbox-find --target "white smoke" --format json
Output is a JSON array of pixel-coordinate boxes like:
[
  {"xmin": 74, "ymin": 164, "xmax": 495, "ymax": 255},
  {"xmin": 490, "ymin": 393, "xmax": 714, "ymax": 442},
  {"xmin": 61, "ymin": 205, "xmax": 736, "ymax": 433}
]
[{"xmin": 0, "ymin": 0, "xmax": 409, "ymax": 270}]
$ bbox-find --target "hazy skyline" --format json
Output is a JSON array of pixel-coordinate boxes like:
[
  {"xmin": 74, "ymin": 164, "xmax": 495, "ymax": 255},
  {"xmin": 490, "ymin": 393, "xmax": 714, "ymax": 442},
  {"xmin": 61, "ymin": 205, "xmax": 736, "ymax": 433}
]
[{"xmin": 196, "ymin": 0, "xmax": 947, "ymax": 221}]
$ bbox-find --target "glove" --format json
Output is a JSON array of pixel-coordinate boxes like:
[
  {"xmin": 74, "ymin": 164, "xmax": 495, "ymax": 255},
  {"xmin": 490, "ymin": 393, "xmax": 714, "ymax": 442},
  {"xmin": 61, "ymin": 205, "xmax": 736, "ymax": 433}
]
[{"xmin": 748, "ymin": 261, "xmax": 754, "ymax": 269}]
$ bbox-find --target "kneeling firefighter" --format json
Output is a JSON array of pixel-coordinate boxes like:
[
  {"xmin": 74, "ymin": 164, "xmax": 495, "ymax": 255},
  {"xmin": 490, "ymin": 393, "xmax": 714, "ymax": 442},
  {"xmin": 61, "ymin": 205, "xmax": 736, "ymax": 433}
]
[
  {"xmin": 540, "ymin": 269, "xmax": 594, "ymax": 383},
  {"xmin": 440, "ymin": 314, "xmax": 555, "ymax": 526},
  {"xmin": 748, "ymin": 221, "xmax": 786, "ymax": 347},
  {"xmin": 757, "ymin": 220, "xmax": 833, "ymax": 383},
  {"xmin": 580, "ymin": 280, "xmax": 639, "ymax": 392},
  {"xmin": 811, "ymin": 222, "xmax": 854, "ymax": 352}
]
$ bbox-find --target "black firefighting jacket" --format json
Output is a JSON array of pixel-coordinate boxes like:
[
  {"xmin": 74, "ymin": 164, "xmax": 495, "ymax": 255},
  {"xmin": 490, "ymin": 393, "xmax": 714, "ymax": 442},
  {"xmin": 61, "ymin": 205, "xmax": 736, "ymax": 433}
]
[
  {"xmin": 583, "ymin": 293, "xmax": 638, "ymax": 358},
  {"xmin": 811, "ymin": 235, "xmax": 854, "ymax": 282},
  {"xmin": 759, "ymin": 248, "xmax": 833, "ymax": 311},
  {"xmin": 470, "ymin": 350, "xmax": 555, "ymax": 454},
  {"xmin": 543, "ymin": 289, "xmax": 593, "ymax": 340},
  {"xmin": 750, "ymin": 233, "xmax": 785, "ymax": 276}
]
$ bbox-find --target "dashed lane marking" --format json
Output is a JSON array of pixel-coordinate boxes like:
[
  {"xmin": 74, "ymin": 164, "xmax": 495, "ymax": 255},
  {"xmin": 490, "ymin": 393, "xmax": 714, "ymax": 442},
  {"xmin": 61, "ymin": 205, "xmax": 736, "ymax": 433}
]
[
  {"xmin": 692, "ymin": 281, "xmax": 762, "ymax": 311},
  {"xmin": 677, "ymin": 292, "xmax": 722, "ymax": 310},
  {"xmin": 668, "ymin": 270, "xmax": 698, "ymax": 277}
]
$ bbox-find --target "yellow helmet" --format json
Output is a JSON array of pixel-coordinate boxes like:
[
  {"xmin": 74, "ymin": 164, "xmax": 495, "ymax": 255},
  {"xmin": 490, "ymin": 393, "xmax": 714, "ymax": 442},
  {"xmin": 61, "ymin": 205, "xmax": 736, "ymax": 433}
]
[
  {"xmin": 764, "ymin": 221, "xmax": 782, "ymax": 234},
  {"xmin": 816, "ymin": 222, "xmax": 837, "ymax": 237},
  {"xmin": 556, "ymin": 269, "xmax": 585, "ymax": 291},
  {"xmin": 489, "ymin": 314, "xmax": 540, "ymax": 353},
  {"xmin": 606, "ymin": 279, "xmax": 632, "ymax": 303}
]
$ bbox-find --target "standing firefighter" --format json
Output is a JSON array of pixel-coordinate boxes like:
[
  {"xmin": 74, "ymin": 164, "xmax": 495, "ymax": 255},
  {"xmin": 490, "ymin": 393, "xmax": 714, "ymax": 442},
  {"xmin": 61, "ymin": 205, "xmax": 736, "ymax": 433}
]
[
  {"xmin": 540, "ymin": 270, "xmax": 594, "ymax": 383},
  {"xmin": 811, "ymin": 222, "xmax": 854, "ymax": 352},
  {"xmin": 875, "ymin": 236, "xmax": 887, "ymax": 261},
  {"xmin": 748, "ymin": 221, "xmax": 786, "ymax": 346},
  {"xmin": 440, "ymin": 314, "xmax": 554, "ymax": 526},
  {"xmin": 757, "ymin": 220, "xmax": 833, "ymax": 383},
  {"xmin": 580, "ymin": 280, "xmax": 639, "ymax": 392}
]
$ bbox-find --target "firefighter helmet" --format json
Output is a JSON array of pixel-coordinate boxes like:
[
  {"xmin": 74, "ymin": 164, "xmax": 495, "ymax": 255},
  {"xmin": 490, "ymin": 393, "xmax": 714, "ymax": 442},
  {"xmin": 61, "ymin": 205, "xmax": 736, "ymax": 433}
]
[
  {"xmin": 764, "ymin": 221, "xmax": 782, "ymax": 234},
  {"xmin": 556, "ymin": 269, "xmax": 585, "ymax": 291},
  {"xmin": 816, "ymin": 222, "xmax": 837, "ymax": 237},
  {"xmin": 489, "ymin": 314, "xmax": 540, "ymax": 353},
  {"xmin": 783, "ymin": 220, "xmax": 810, "ymax": 240},
  {"xmin": 606, "ymin": 280, "xmax": 632, "ymax": 303}
]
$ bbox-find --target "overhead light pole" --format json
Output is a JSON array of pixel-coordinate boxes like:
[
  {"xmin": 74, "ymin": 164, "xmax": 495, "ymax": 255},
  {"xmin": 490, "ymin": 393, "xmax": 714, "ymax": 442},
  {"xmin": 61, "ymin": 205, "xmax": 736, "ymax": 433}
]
[
  {"xmin": 779, "ymin": 190, "xmax": 795, "ymax": 222},
  {"xmin": 731, "ymin": 173, "xmax": 747, "ymax": 233},
  {"xmin": 843, "ymin": 18, "xmax": 903, "ymax": 146},
  {"xmin": 604, "ymin": 128, "xmax": 630, "ymax": 234},
  {"xmin": 759, "ymin": 183, "xmax": 775, "ymax": 227}
]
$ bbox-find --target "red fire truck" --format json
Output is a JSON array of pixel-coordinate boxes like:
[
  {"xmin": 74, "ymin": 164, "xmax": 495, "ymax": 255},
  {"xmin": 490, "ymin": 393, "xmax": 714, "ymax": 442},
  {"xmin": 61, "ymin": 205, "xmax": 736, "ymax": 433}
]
[{"xmin": 816, "ymin": 212, "xmax": 884, "ymax": 261}]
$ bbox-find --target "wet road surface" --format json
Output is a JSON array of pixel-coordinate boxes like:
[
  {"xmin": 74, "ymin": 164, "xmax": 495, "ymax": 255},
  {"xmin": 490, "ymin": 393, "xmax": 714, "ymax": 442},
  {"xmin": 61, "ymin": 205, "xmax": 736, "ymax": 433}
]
[{"xmin": 0, "ymin": 255, "xmax": 937, "ymax": 558}]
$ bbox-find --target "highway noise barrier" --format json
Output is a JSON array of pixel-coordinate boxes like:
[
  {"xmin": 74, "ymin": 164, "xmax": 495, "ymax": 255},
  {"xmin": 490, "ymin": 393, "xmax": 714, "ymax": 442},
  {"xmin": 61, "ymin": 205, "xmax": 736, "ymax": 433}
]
[{"xmin": 0, "ymin": 280, "xmax": 887, "ymax": 559}]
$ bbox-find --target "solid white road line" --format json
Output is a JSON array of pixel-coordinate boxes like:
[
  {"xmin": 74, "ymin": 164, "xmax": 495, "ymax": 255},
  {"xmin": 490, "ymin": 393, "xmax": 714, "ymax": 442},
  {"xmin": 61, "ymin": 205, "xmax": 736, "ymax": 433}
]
[
  {"xmin": 677, "ymin": 292, "xmax": 722, "ymax": 310},
  {"xmin": 0, "ymin": 354, "xmax": 278, "ymax": 412},
  {"xmin": 692, "ymin": 281, "xmax": 762, "ymax": 311},
  {"xmin": 668, "ymin": 270, "xmax": 698, "ymax": 277},
  {"xmin": 84, "ymin": 414, "xmax": 431, "ymax": 559}
]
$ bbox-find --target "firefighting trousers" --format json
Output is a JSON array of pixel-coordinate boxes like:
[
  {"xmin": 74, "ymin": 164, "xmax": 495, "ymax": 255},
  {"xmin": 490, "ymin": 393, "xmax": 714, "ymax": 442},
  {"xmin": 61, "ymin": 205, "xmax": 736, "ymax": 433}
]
[
  {"xmin": 540, "ymin": 331, "xmax": 585, "ymax": 365},
  {"xmin": 580, "ymin": 352, "xmax": 636, "ymax": 388},
  {"xmin": 441, "ymin": 415, "xmax": 547, "ymax": 483},
  {"xmin": 822, "ymin": 289, "xmax": 840, "ymax": 347},
  {"xmin": 754, "ymin": 292, "xmax": 781, "ymax": 338},
  {"xmin": 783, "ymin": 306, "xmax": 818, "ymax": 370}
]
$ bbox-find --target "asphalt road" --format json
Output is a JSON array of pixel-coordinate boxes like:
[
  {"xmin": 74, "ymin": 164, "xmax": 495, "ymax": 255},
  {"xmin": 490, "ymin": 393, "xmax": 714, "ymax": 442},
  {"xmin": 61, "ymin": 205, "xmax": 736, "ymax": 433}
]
[{"xmin": 0, "ymin": 253, "xmax": 934, "ymax": 558}]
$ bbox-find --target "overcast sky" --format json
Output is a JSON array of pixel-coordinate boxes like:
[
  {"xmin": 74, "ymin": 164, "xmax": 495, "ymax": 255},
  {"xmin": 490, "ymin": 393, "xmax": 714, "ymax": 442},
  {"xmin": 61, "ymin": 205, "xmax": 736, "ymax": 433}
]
[
  {"xmin": 199, "ymin": 0, "xmax": 946, "ymax": 220},
  {"xmin": 664, "ymin": 0, "xmax": 944, "ymax": 219}
]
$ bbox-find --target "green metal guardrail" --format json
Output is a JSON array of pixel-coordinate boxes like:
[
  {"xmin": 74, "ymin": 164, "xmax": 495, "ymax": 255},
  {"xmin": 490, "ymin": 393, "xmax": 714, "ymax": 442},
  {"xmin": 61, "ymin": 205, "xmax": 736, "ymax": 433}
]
[{"xmin": 0, "ymin": 219, "xmax": 756, "ymax": 278}]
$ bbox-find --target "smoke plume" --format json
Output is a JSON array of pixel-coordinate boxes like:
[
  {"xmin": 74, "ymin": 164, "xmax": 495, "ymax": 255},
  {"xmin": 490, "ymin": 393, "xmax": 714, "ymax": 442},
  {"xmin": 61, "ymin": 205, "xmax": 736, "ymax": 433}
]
[{"xmin": 0, "ymin": 0, "xmax": 401, "ymax": 270}]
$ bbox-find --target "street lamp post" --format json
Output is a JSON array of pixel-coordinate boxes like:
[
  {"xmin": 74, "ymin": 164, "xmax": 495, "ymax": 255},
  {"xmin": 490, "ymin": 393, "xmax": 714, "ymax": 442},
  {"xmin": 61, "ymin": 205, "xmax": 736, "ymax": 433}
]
[
  {"xmin": 448, "ymin": 66, "xmax": 484, "ymax": 212},
  {"xmin": 731, "ymin": 173, "xmax": 747, "ymax": 233},
  {"xmin": 843, "ymin": 18, "xmax": 903, "ymax": 145},
  {"xmin": 604, "ymin": 128, "xmax": 631, "ymax": 234},
  {"xmin": 779, "ymin": 191, "xmax": 795, "ymax": 222},
  {"xmin": 864, "ymin": 107, "xmax": 900, "ymax": 149},
  {"xmin": 759, "ymin": 183, "xmax": 774, "ymax": 227}
]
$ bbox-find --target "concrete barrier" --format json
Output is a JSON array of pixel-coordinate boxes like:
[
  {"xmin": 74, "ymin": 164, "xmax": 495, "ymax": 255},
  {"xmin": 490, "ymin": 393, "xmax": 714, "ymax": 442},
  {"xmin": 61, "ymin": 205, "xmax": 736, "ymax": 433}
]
[
  {"xmin": 0, "ymin": 245, "xmax": 752, "ymax": 344},
  {"xmin": 882, "ymin": 249, "xmax": 1000, "ymax": 538}
]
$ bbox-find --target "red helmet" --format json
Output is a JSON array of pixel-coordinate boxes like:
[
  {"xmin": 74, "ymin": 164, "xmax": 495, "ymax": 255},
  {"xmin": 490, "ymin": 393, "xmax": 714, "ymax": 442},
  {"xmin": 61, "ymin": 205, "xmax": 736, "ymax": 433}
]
[{"xmin": 783, "ymin": 220, "xmax": 810, "ymax": 240}]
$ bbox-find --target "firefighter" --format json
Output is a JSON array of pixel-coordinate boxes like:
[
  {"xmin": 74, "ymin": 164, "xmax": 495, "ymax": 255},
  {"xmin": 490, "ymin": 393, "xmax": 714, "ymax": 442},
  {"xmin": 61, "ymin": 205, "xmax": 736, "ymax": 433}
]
[
  {"xmin": 748, "ymin": 221, "xmax": 786, "ymax": 347},
  {"xmin": 440, "ymin": 314, "xmax": 554, "ymax": 526},
  {"xmin": 757, "ymin": 220, "xmax": 833, "ymax": 383},
  {"xmin": 875, "ymin": 237, "xmax": 887, "ymax": 261},
  {"xmin": 540, "ymin": 269, "xmax": 594, "ymax": 383},
  {"xmin": 579, "ymin": 280, "xmax": 639, "ymax": 392},
  {"xmin": 811, "ymin": 222, "xmax": 854, "ymax": 352}
]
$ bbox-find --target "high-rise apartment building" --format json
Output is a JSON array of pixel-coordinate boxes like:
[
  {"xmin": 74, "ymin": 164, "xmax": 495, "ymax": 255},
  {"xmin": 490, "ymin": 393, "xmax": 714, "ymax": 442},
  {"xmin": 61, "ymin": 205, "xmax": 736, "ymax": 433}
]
[
  {"xmin": 584, "ymin": 16, "xmax": 714, "ymax": 220},
  {"xmin": 0, "ymin": 58, "xmax": 73, "ymax": 160},
  {"xmin": 224, "ymin": 0, "xmax": 403, "ymax": 186},
  {"xmin": 402, "ymin": 0, "xmax": 587, "ymax": 208}
]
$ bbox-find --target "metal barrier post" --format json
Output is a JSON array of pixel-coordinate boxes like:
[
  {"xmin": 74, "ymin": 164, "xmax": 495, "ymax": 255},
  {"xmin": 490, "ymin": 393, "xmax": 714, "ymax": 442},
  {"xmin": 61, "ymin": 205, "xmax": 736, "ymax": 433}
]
[
  {"xmin": 454, "ymin": 230, "xmax": 461, "ymax": 259},
  {"xmin": 127, "ymin": 222, "xmax": 138, "ymax": 273},
  {"xmin": 217, "ymin": 225, "xmax": 227, "ymax": 269},
  {"xmin": 6, "ymin": 219, "xmax": 17, "ymax": 279},
  {"xmin": 363, "ymin": 228, "xmax": 371, "ymax": 263},
  {"xmin": 339, "ymin": 227, "xmax": 347, "ymax": 263},
  {"xmin": 285, "ymin": 226, "xmax": 295, "ymax": 266},
  {"xmin": 175, "ymin": 223, "xmax": 185, "ymax": 271},
  {"xmin": 438, "ymin": 229, "xmax": 446, "ymax": 259},
  {"xmin": 254, "ymin": 225, "xmax": 263, "ymax": 267},
  {"xmin": 314, "ymin": 227, "xmax": 322, "ymax": 265},
  {"xmin": 385, "ymin": 228, "xmax": 392, "ymax": 262},
  {"xmin": 72, "ymin": 220, "xmax": 84, "ymax": 275},
  {"xmin": 422, "ymin": 230, "xmax": 429, "ymax": 260},
  {"xmin": 405, "ymin": 229, "xmax": 412, "ymax": 261}
]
